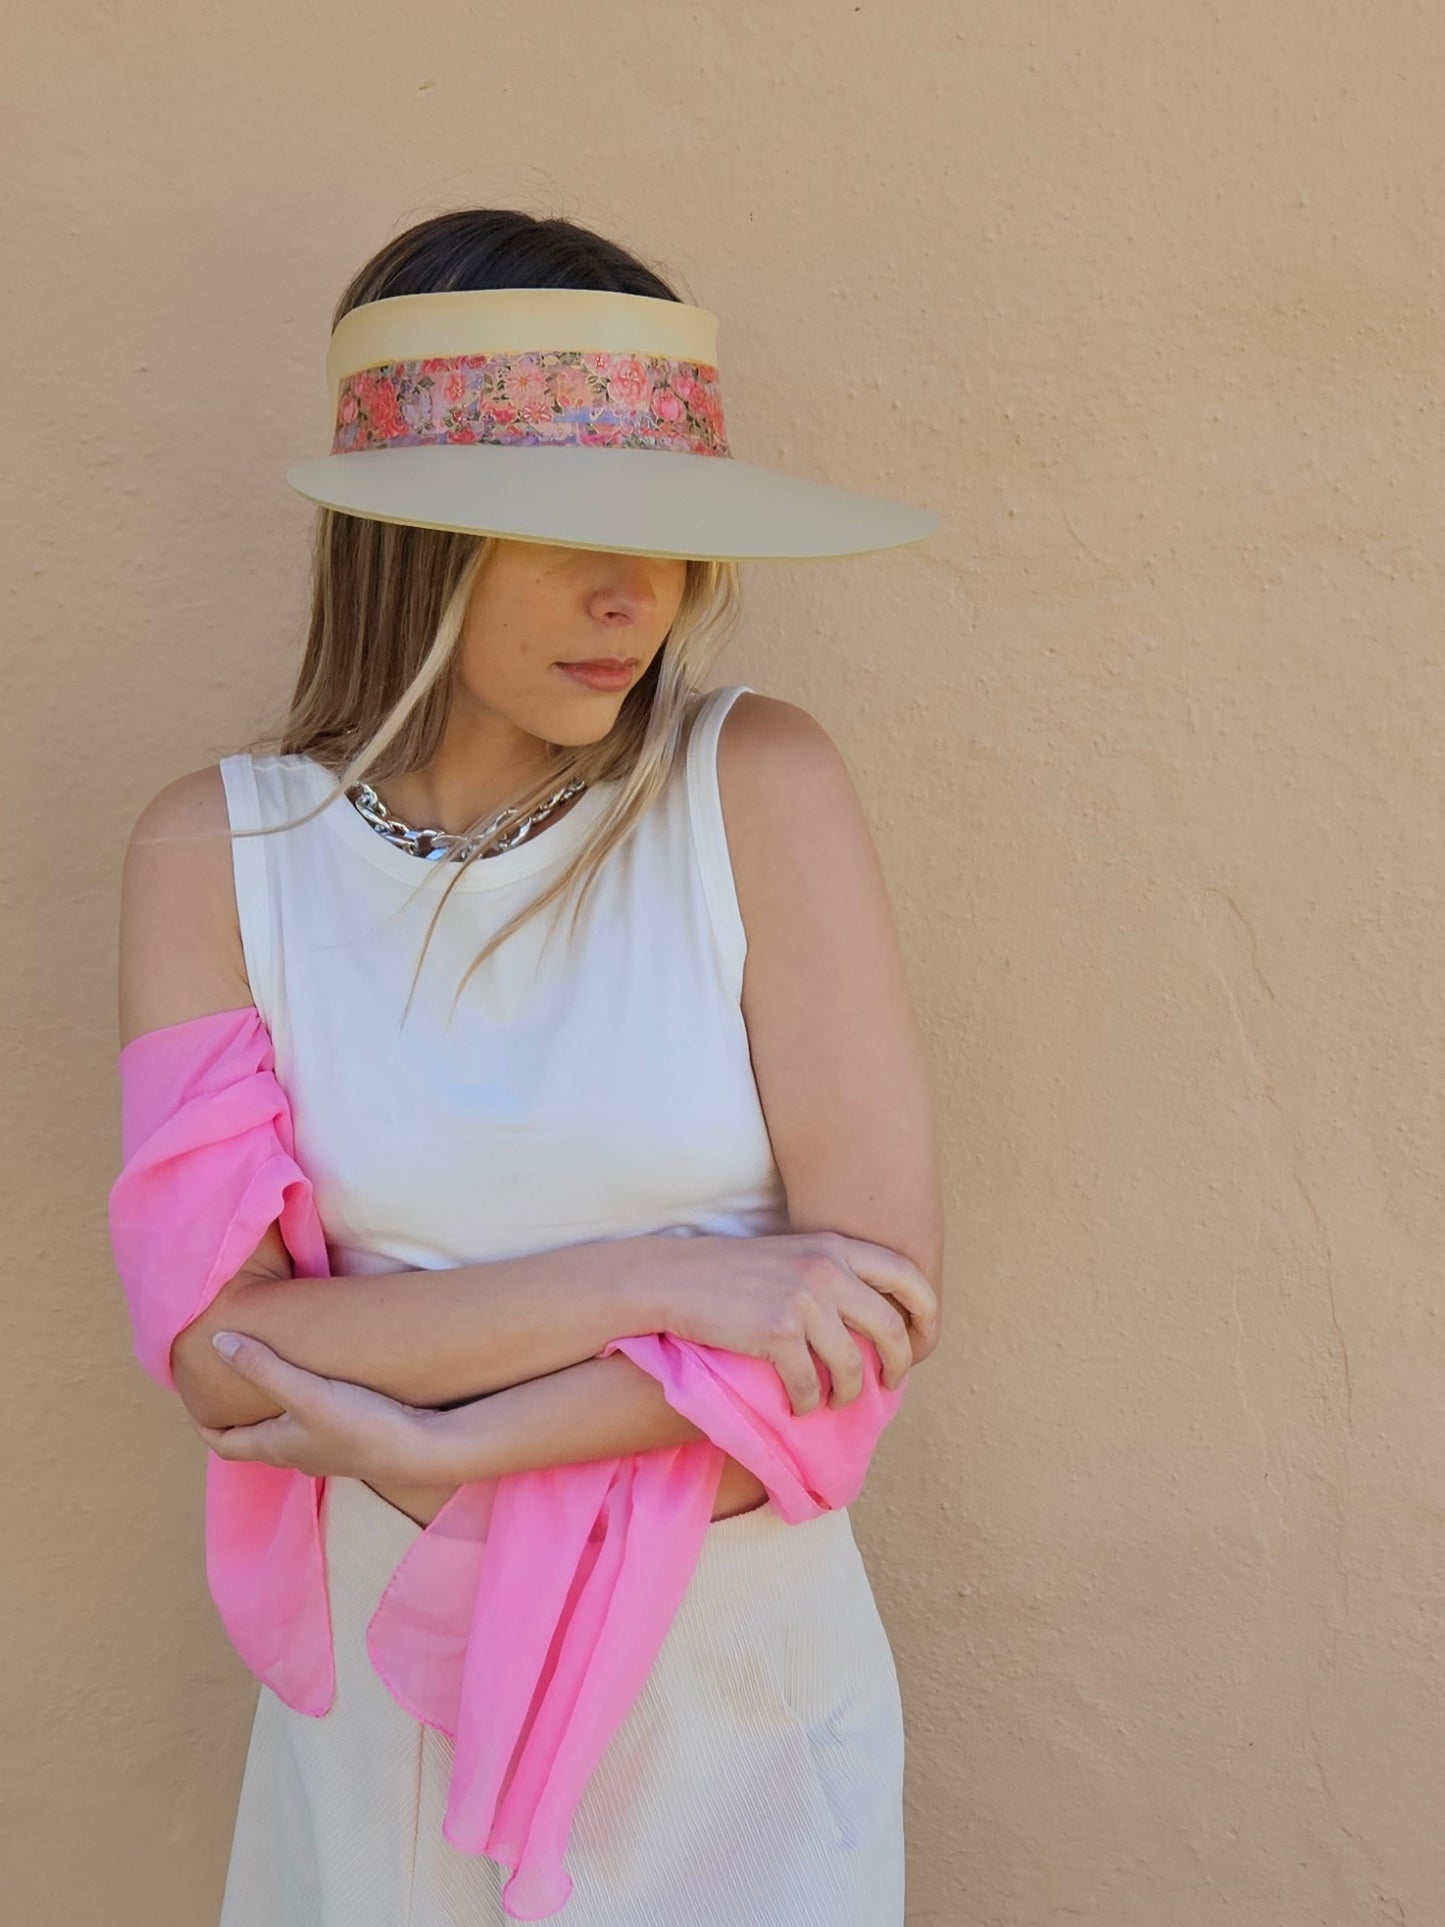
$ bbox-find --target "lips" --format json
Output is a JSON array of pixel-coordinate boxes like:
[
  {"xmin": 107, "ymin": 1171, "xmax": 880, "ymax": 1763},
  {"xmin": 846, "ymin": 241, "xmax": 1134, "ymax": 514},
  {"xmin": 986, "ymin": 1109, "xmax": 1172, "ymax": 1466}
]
[{"xmin": 553, "ymin": 658, "xmax": 637, "ymax": 691}]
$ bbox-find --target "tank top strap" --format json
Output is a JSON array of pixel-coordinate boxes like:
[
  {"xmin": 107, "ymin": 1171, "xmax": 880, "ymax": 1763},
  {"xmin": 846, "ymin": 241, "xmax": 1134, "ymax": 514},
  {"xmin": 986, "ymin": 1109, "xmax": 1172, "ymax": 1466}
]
[
  {"xmin": 683, "ymin": 683, "xmax": 754, "ymax": 1000},
  {"xmin": 217, "ymin": 750, "xmax": 278, "ymax": 1026}
]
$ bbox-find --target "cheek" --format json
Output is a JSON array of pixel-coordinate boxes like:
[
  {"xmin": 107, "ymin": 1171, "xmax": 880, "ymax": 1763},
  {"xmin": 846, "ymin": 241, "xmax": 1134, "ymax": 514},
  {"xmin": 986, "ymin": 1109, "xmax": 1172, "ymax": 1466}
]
[
  {"xmin": 454, "ymin": 640, "xmax": 514, "ymax": 702},
  {"xmin": 457, "ymin": 600, "xmax": 558, "ymax": 687}
]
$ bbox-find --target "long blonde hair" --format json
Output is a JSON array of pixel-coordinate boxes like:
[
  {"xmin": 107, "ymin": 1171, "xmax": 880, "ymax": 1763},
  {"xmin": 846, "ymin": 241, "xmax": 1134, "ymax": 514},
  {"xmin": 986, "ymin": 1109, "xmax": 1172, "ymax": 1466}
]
[
  {"xmin": 236, "ymin": 520, "xmax": 740, "ymax": 1028},
  {"xmin": 224, "ymin": 208, "xmax": 744, "ymax": 1030}
]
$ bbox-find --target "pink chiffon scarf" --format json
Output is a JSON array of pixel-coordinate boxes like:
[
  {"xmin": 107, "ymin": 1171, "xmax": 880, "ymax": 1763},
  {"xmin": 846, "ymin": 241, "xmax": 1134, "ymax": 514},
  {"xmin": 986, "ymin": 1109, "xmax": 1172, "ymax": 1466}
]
[{"xmin": 108, "ymin": 1003, "xmax": 905, "ymax": 1921}]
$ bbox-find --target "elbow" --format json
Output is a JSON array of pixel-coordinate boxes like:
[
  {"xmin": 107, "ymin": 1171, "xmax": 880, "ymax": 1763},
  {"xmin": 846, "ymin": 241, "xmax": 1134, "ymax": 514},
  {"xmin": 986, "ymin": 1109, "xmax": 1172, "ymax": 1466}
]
[
  {"xmin": 169, "ymin": 1285, "xmax": 266, "ymax": 1429},
  {"xmin": 889, "ymin": 1208, "xmax": 945, "ymax": 1301},
  {"xmin": 828, "ymin": 1209, "xmax": 945, "ymax": 1370},
  {"xmin": 901, "ymin": 1220, "xmax": 946, "ymax": 1367},
  {"xmin": 171, "ymin": 1322, "xmax": 240, "ymax": 1430},
  {"xmin": 915, "ymin": 1223, "xmax": 945, "ymax": 1297}
]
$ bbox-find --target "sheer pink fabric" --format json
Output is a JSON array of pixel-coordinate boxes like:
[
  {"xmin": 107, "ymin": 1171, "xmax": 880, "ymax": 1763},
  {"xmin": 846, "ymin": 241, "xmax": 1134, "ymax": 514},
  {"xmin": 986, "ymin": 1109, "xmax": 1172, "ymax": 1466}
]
[{"xmin": 108, "ymin": 1003, "xmax": 906, "ymax": 1921}]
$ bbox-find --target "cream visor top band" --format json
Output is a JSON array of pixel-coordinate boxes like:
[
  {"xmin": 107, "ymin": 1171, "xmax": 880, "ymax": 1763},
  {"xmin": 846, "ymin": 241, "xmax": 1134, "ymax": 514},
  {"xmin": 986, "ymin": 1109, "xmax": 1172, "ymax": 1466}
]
[{"xmin": 326, "ymin": 288, "xmax": 721, "ymax": 402}]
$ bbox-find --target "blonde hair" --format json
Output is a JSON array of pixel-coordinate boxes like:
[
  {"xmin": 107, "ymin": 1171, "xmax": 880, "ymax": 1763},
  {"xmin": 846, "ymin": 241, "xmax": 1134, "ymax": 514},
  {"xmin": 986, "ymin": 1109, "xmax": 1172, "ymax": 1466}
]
[{"xmin": 232, "ymin": 512, "xmax": 741, "ymax": 1030}]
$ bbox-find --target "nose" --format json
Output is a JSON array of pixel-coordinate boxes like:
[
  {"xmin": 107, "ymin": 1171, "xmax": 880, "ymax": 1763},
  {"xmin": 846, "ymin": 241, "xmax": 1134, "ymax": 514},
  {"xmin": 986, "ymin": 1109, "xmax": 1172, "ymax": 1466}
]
[{"xmin": 586, "ymin": 556, "xmax": 676, "ymax": 625}]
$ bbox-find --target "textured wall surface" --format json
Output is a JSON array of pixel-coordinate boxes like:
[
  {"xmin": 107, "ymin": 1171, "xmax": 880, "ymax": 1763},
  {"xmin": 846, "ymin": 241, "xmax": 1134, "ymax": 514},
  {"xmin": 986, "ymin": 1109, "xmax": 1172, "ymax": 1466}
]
[{"xmin": 6, "ymin": 3, "xmax": 1444, "ymax": 1922}]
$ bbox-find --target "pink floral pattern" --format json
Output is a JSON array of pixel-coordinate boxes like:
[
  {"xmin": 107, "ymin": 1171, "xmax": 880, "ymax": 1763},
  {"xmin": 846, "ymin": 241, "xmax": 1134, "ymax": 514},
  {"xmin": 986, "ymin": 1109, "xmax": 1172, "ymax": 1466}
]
[{"xmin": 331, "ymin": 350, "xmax": 731, "ymax": 457}]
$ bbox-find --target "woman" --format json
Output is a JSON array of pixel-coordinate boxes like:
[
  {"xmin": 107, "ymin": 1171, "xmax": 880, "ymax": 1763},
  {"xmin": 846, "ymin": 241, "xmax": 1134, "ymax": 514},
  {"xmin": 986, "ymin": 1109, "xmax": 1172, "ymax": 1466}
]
[{"xmin": 114, "ymin": 207, "xmax": 944, "ymax": 1925}]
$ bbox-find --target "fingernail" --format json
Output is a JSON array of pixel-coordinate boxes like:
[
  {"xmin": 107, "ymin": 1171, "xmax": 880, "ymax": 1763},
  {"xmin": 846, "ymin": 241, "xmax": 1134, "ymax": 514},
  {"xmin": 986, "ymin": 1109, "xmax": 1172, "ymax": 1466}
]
[{"xmin": 212, "ymin": 1331, "xmax": 242, "ymax": 1358}]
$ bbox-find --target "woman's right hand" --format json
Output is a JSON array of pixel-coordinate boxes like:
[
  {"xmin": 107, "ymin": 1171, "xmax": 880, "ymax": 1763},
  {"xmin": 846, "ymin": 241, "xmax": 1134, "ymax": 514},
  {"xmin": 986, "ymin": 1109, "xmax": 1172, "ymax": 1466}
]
[{"xmin": 650, "ymin": 1229, "xmax": 940, "ymax": 1416}]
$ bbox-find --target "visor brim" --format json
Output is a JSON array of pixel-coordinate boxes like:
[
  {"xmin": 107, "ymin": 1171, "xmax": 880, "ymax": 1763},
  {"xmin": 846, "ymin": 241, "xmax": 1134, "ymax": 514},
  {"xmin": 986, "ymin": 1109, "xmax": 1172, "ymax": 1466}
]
[{"xmin": 285, "ymin": 443, "xmax": 938, "ymax": 562}]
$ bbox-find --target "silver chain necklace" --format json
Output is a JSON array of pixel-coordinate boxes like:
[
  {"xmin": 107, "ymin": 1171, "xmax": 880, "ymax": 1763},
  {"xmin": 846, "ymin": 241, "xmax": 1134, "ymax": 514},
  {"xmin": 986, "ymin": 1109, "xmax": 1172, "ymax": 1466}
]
[{"xmin": 344, "ymin": 774, "xmax": 589, "ymax": 863}]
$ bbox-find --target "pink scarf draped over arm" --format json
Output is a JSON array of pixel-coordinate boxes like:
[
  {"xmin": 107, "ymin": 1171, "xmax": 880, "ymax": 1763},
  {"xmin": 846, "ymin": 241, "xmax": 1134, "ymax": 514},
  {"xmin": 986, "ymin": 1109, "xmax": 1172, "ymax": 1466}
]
[{"xmin": 108, "ymin": 1003, "xmax": 907, "ymax": 1922}]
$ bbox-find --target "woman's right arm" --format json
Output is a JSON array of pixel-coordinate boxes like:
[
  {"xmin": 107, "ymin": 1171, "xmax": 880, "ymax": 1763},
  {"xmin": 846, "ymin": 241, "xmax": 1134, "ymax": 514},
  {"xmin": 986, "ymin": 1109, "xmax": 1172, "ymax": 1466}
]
[
  {"xmin": 120, "ymin": 768, "xmax": 935, "ymax": 1432},
  {"xmin": 119, "ymin": 765, "xmax": 691, "ymax": 1430}
]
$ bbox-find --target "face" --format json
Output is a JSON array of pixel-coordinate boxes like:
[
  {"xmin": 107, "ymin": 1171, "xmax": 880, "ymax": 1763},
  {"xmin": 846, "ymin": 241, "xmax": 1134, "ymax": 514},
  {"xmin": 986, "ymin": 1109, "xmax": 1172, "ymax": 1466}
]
[{"xmin": 452, "ymin": 537, "xmax": 688, "ymax": 756}]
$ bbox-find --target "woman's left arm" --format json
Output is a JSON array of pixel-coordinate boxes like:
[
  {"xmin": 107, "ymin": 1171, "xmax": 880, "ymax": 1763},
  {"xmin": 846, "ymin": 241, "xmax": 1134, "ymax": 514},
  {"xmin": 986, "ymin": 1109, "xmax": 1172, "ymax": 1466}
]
[
  {"xmin": 718, "ymin": 691, "xmax": 947, "ymax": 1301},
  {"xmin": 452, "ymin": 693, "xmax": 948, "ymax": 1470},
  {"xmin": 198, "ymin": 695, "xmax": 945, "ymax": 1481}
]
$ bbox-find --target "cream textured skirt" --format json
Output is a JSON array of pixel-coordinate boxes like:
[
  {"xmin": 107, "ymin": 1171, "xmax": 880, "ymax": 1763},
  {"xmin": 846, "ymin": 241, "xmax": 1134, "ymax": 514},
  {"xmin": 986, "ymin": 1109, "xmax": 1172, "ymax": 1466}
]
[{"xmin": 218, "ymin": 1474, "xmax": 906, "ymax": 1926}]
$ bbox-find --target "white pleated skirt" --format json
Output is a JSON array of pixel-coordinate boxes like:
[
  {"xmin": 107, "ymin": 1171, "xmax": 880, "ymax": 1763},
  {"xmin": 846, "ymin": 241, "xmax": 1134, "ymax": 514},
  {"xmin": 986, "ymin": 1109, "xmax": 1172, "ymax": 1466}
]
[{"xmin": 218, "ymin": 1473, "xmax": 906, "ymax": 1926}]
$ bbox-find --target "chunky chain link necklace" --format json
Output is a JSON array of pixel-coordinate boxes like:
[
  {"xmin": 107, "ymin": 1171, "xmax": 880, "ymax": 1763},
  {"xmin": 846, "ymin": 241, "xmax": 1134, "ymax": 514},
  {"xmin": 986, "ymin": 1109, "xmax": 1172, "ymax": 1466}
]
[{"xmin": 344, "ymin": 774, "xmax": 589, "ymax": 863}]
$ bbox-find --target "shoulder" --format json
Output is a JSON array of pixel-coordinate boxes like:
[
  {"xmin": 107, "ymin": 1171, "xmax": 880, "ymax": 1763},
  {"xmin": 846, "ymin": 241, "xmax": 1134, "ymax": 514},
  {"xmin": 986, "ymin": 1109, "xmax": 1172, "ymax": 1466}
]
[
  {"xmin": 713, "ymin": 691, "xmax": 888, "ymax": 938},
  {"xmin": 123, "ymin": 764, "xmax": 235, "ymax": 903},
  {"xmin": 715, "ymin": 689, "xmax": 874, "ymax": 856},
  {"xmin": 118, "ymin": 763, "xmax": 251, "ymax": 1048},
  {"xmin": 714, "ymin": 690, "xmax": 862, "ymax": 832},
  {"xmin": 127, "ymin": 762, "xmax": 231, "ymax": 845}
]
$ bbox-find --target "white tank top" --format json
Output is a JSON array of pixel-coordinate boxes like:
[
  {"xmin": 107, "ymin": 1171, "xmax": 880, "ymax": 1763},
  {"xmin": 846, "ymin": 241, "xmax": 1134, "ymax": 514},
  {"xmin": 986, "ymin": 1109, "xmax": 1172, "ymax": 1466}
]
[{"xmin": 217, "ymin": 682, "xmax": 789, "ymax": 1279}]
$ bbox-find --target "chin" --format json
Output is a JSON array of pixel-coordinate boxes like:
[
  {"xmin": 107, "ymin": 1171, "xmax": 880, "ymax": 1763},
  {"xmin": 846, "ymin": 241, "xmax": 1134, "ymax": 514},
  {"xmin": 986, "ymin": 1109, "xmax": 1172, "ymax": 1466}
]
[
  {"xmin": 526, "ymin": 695, "xmax": 626, "ymax": 746},
  {"xmin": 543, "ymin": 714, "xmax": 625, "ymax": 749}
]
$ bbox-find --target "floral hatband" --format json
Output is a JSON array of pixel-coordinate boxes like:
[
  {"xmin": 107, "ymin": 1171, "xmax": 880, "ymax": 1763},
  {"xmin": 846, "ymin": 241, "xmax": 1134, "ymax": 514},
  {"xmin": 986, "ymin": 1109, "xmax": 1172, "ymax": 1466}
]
[{"xmin": 331, "ymin": 350, "xmax": 731, "ymax": 458}]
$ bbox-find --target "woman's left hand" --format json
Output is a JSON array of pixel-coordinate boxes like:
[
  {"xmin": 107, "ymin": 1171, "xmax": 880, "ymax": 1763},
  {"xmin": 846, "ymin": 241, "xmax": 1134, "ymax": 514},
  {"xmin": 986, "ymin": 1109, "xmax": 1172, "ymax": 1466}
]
[{"xmin": 191, "ymin": 1330, "xmax": 442, "ymax": 1483}]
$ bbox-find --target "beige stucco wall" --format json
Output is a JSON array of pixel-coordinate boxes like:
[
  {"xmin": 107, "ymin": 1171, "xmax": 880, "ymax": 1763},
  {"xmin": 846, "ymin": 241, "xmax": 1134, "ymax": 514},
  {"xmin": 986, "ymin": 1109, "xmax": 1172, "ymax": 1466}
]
[{"xmin": 7, "ymin": 2, "xmax": 1442, "ymax": 1920}]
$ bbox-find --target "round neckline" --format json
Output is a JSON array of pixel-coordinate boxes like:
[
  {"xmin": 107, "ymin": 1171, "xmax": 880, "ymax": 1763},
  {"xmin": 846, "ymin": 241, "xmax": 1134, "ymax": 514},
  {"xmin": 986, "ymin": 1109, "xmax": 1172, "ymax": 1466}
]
[{"xmin": 294, "ymin": 753, "xmax": 623, "ymax": 892}]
